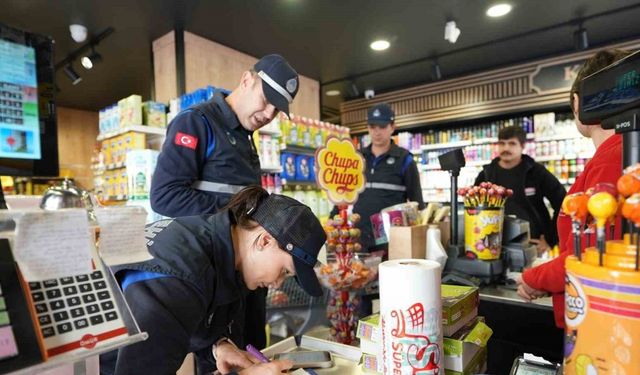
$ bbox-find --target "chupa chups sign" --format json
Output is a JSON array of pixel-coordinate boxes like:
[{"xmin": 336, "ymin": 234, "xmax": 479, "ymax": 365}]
[{"xmin": 315, "ymin": 137, "xmax": 365, "ymax": 205}]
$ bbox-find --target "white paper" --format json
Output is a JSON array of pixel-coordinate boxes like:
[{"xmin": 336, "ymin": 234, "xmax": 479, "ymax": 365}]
[
  {"xmin": 95, "ymin": 206, "xmax": 153, "ymax": 266},
  {"xmin": 14, "ymin": 209, "xmax": 93, "ymax": 281},
  {"xmin": 379, "ymin": 259, "xmax": 444, "ymax": 375}
]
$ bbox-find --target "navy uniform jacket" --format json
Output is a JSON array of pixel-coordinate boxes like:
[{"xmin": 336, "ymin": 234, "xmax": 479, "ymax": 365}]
[
  {"xmin": 109, "ymin": 211, "xmax": 245, "ymax": 374},
  {"xmin": 150, "ymin": 92, "xmax": 261, "ymax": 217},
  {"xmin": 351, "ymin": 141, "xmax": 425, "ymax": 250}
]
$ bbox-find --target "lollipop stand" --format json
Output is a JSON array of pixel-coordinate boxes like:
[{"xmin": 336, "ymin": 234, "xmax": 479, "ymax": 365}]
[{"xmin": 317, "ymin": 207, "xmax": 378, "ymax": 345}]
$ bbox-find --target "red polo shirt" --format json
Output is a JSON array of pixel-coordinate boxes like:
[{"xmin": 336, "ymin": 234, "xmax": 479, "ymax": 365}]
[{"xmin": 522, "ymin": 134, "xmax": 623, "ymax": 328}]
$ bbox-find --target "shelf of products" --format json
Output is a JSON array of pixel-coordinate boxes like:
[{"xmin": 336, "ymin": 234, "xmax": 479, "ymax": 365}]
[{"xmin": 97, "ymin": 125, "xmax": 166, "ymax": 142}]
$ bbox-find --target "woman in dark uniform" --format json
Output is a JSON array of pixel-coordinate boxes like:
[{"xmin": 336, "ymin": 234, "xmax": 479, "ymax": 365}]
[{"xmin": 101, "ymin": 186, "xmax": 326, "ymax": 375}]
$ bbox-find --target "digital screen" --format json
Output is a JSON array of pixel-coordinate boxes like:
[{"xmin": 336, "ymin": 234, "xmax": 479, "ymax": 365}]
[
  {"xmin": 580, "ymin": 50, "xmax": 640, "ymax": 123},
  {"xmin": 0, "ymin": 39, "xmax": 41, "ymax": 160}
]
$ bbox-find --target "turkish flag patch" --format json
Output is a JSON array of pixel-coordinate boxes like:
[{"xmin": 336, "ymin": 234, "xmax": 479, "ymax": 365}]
[{"xmin": 175, "ymin": 132, "xmax": 198, "ymax": 150}]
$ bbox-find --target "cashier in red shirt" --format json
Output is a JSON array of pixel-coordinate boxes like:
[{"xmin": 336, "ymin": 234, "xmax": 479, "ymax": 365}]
[{"xmin": 516, "ymin": 49, "xmax": 631, "ymax": 328}]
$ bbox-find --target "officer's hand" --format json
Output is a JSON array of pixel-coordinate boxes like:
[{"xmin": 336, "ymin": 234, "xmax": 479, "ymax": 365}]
[
  {"xmin": 238, "ymin": 360, "xmax": 294, "ymax": 374},
  {"xmin": 516, "ymin": 276, "xmax": 548, "ymax": 301},
  {"xmin": 215, "ymin": 341, "xmax": 260, "ymax": 374},
  {"xmin": 530, "ymin": 235, "xmax": 550, "ymax": 256}
]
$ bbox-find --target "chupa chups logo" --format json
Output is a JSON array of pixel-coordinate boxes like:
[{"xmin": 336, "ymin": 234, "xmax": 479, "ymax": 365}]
[
  {"xmin": 80, "ymin": 334, "xmax": 99, "ymax": 349},
  {"xmin": 382, "ymin": 302, "xmax": 441, "ymax": 375},
  {"xmin": 565, "ymin": 273, "xmax": 587, "ymax": 327},
  {"xmin": 316, "ymin": 137, "xmax": 365, "ymax": 205}
]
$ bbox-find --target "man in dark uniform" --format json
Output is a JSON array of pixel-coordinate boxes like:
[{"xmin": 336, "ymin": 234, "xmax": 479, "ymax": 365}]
[
  {"xmin": 149, "ymin": 54, "xmax": 300, "ymax": 351},
  {"xmin": 350, "ymin": 103, "xmax": 426, "ymax": 252}
]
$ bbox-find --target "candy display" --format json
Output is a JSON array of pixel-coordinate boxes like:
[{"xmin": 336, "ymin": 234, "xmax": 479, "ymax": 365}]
[
  {"xmin": 563, "ymin": 163, "xmax": 640, "ymax": 375},
  {"xmin": 316, "ymin": 210, "xmax": 379, "ymax": 344},
  {"xmin": 458, "ymin": 182, "xmax": 513, "ymax": 260}
]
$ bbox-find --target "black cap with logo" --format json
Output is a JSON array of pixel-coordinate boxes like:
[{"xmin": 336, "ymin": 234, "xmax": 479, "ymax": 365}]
[
  {"xmin": 254, "ymin": 54, "xmax": 299, "ymax": 117},
  {"xmin": 250, "ymin": 194, "xmax": 326, "ymax": 297},
  {"xmin": 367, "ymin": 103, "xmax": 395, "ymax": 126}
]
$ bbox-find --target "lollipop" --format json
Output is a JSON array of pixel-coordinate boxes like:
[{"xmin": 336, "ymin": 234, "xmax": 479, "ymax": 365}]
[
  {"xmin": 587, "ymin": 192, "xmax": 618, "ymax": 266},
  {"xmin": 622, "ymin": 193, "xmax": 640, "ymax": 271},
  {"xmin": 562, "ymin": 192, "xmax": 589, "ymax": 259}
]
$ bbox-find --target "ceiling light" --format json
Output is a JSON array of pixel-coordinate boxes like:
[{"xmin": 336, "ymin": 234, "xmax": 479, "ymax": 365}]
[
  {"xmin": 63, "ymin": 64, "xmax": 82, "ymax": 85},
  {"xmin": 81, "ymin": 48, "xmax": 102, "ymax": 70},
  {"xmin": 444, "ymin": 21, "xmax": 461, "ymax": 44},
  {"xmin": 573, "ymin": 27, "xmax": 589, "ymax": 50},
  {"xmin": 486, "ymin": 3, "xmax": 512, "ymax": 17},
  {"xmin": 69, "ymin": 24, "xmax": 88, "ymax": 43},
  {"xmin": 325, "ymin": 90, "xmax": 341, "ymax": 96},
  {"xmin": 370, "ymin": 40, "xmax": 390, "ymax": 51}
]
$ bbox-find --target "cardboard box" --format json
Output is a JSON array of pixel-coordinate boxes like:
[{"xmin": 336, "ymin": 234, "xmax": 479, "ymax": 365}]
[
  {"xmin": 361, "ymin": 353, "xmax": 382, "ymax": 373},
  {"xmin": 356, "ymin": 314, "xmax": 380, "ymax": 343},
  {"xmin": 443, "ymin": 317, "xmax": 492, "ymax": 373},
  {"xmin": 442, "ymin": 284, "xmax": 479, "ymax": 336},
  {"xmin": 445, "ymin": 347, "xmax": 487, "ymax": 375},
  {"xmin": 389, "ymin": 224, "xmax": 427, "ymax": 259},
  {"xmin": 389, "ymin": 222, "xmax": 450, "ymax": 260}
]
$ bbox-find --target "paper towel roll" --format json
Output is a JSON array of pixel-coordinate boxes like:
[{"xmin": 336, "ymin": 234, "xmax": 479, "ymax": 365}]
[{"xmin": 380, "ymin": 259, "xmax": 443, "ymax": 375}]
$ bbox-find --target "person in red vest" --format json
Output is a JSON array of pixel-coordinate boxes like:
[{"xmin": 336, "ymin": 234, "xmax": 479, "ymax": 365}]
[{"xmin": 516, "ymin": 49, "xmax": 631, "ymax": 328}]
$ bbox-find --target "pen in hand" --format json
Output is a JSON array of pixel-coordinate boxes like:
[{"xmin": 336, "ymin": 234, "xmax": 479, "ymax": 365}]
[{"xmin": 245, "ymin": 344, "xmax": 270, "ymax": 364}]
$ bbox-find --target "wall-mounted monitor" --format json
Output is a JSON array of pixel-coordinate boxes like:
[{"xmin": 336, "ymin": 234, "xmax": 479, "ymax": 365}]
[{"xmin": 0, "ymin": 23, "xmax": 58, "ymax": 176}]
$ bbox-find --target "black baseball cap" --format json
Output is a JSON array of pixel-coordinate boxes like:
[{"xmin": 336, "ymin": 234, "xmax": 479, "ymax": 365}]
[
  {"xmin": 251, "ymin": 194, "xmax": 326, "ymax": 297},
  {"xmin": 367, "ymin": 103, "xmax": 395, "ymax": 126},
  {"xmin": 254, "ymin": 54, "xmax": 299, "ymax": 117}
]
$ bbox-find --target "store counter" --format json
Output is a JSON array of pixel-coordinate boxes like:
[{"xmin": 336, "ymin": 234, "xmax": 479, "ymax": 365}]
[
  {"xmin": 479, "ymin": 284, "xmax": 552, "ymax": 310},
  {"xmin": 478, "ymin": 285, "xmax": 562, "ymax": 374}
]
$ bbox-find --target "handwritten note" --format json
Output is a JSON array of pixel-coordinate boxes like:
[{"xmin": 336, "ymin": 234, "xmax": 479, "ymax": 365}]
[
  {"xmin": 14, "ymin": 209, "xmax": 93, "ymax": 281},
  {"xmin": 95, "ymin": 206, "xmax": 152, "ymax": 266}
]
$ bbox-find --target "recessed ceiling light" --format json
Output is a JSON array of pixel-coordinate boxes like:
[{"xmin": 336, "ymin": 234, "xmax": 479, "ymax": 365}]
[
  {"xmin": 486, "ymin": 3, "xmax": 512, "ymax": 17},
  {"xmin": 326, "ymin": 90, "xmax": 341, "ymax": 96},
  {"xmin": 370, "ymin": 40, "xmax": 390, "ymax": 51}
]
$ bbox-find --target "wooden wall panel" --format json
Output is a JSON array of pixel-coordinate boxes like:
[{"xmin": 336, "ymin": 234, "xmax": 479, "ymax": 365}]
[
  {"xmin": 182, "ymin": 31, "xmax": 320, "ymax": 119},
  {"xmin": 341, "ymin": 39, "xmax": 640, "ymax": 134},
  {"xmin": 57, "ymin": 107, "xmax": 99, "ymax": 189},
  {"xmin": 152, "ymin": 31, "xmax": 178, "ymax": 104}
]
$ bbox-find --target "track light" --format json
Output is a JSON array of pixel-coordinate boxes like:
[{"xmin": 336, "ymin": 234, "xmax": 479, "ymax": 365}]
[
  {"xmin": 81, "ymin": 48, "xmax": 102, "ymax": 69},
  {"xmin": 432, "ymin": 60, "xmax": 442, "ymax": 81},
  {"xmin": 63, "ymin": 64, "xmax": 82, "ymax": 85},
  {"xmin": 573, "ymin": 27, "xmax": 589, "ymax": 51}
]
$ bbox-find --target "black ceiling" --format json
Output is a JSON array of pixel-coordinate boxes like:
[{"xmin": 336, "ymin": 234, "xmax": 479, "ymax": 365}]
[{"xmin": 3, "ymin": 0, "xmax": 640, "ymax": 122}]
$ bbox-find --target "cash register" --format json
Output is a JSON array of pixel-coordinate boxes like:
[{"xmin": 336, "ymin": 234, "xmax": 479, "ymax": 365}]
[{"xmin": 438, "ymin": 148, "xmax": 537, "ymax": 286}]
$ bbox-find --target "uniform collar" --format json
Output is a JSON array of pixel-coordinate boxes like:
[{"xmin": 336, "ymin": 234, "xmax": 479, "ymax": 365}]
[
  {"xmin": 213, "ymin": 91, "xmax": 243, "ymax": 132},
  {"xmin": 209, "ymin": 210, "xmax": 245, "ymax": 305},
  {"xmin": 363, "ymin": 140, "xmax": 403, "ymax": 158}
]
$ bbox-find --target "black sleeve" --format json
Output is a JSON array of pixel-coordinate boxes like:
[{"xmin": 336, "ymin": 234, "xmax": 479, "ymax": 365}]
[
  {"xmin": 150, "ymin": 111, "xmax": 227, "ymax": 217},
  {"xmin": 403, "ymin": 155, "xmax": 425, "ymax": 209},
  {"xmin": 114, "ymin": 277, "xmax": 208, "ymax": 375},
  {"xmin": 474, "ymin": 170, "xmax": 486, "ymax": 186},
  {"xmin": 540, "ymin": 166, "xmax": 567, "ymax": 246}
]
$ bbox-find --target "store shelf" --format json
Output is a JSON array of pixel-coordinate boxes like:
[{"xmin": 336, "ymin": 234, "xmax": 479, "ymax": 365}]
[
  {"xmin": 420, "ymin": 140, "xmax": 471, "ymax": 151},
  {"xmin": 466, "ymin": 159, "xmax": 491, "ymax": 167},
  {"xmin": 472, "ymin": 137, "xmax": 498, "ymax": 145},
  {"xmin": 282, "ymin": 179, "xmax": 317, "ymax": 187},
  {"xmin": 101, "ymin": 194, "xmax": 128, "ymax": 202},
  {"xmin": 105, "ymin": 162, "xmax": 126, "ymax": 170},
  {"xmin": 526, "ymin": 133, "xmax": 536, "ymax": 139},
  {"xmin": 97, "ymin": 125, "xmax": 166, "ymax": 141},
  {"xmin": 410, "ymin": 148, "xmax": 422, "ymax": 155},
  {"xmin": 258, "ymin": 127, "xmax": 282, "ymax": 136},
  {"xmin": 261, "ymin": 165, "xmax": 283, "ymax": 173},
  {"xmin": 281, "ymin": 144, "xmax": 318, "ymax": 155},
  {"xmin": 536, "ymin": 153, "xmax": 594, "ymax": 162},
  {"xmin": 533, "ymin": 134, "xmax": 582, "ymax": 142},
  {"xmin": 420, "ymin": 164, "xmax": 441, "ymax": 171}
]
